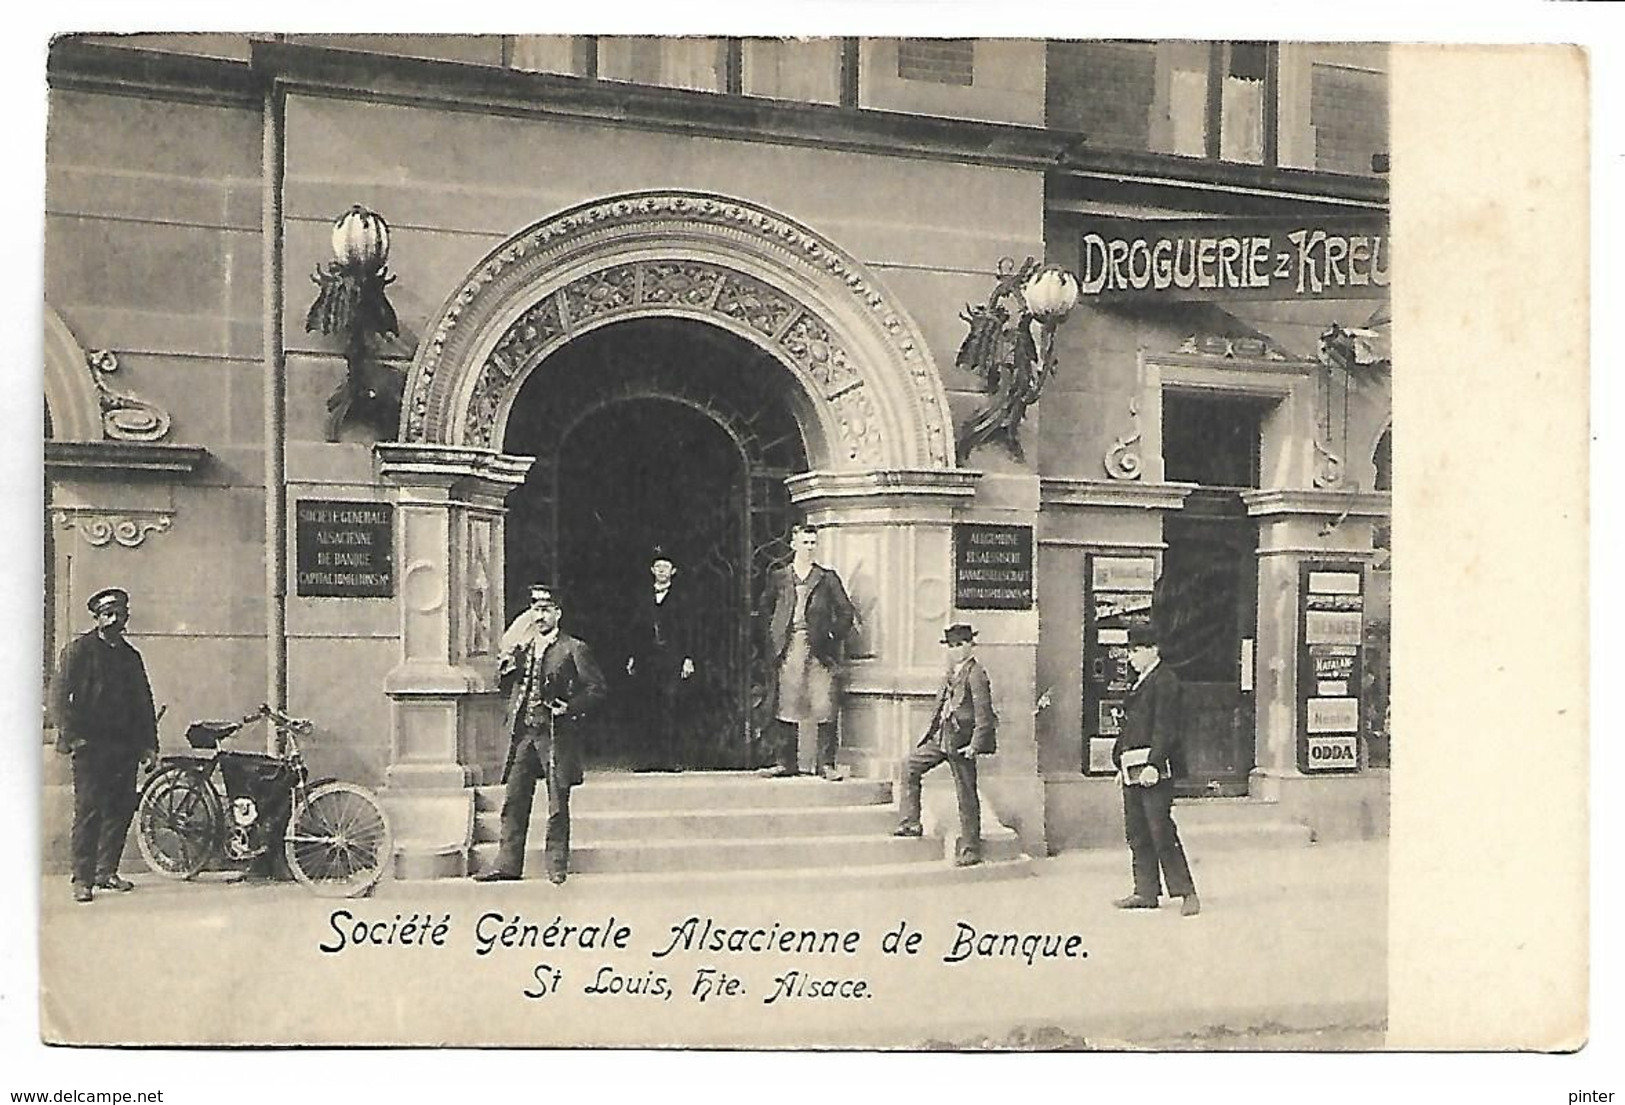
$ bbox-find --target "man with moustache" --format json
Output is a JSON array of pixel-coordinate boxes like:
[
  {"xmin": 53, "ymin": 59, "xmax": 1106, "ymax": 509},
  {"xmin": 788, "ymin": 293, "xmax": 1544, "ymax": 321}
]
[
  {"xmin": 476, "ymin": 582, "xmax": 607, "ymax": 885},
  {"xmin": 50, "ymin": 587, "xmax": 159, "ymax": 903}
]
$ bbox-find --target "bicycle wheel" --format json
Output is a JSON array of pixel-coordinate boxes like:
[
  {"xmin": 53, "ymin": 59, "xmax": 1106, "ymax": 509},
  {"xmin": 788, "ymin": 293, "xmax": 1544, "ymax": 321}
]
[
  {"xmin": 136, "ymin": 766, "xmax": 221, "ymax": 879},
  {"xmin": 284, "ymin": 781, "xmax": 393, "ymax": 898}
]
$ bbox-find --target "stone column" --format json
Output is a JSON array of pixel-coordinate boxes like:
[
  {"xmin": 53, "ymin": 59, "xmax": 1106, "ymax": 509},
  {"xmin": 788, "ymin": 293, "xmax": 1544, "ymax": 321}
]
[
  {"xmin": 788, "ymin": 467, "xmax": 1050, "ymax": 856},
  {"xmin": 1244, "ymin": 488, "xmax": 1392, "ymax": 840},
  {"xmin": 375, "ymin": 444, "xmax": 534, "ymax": 789}
]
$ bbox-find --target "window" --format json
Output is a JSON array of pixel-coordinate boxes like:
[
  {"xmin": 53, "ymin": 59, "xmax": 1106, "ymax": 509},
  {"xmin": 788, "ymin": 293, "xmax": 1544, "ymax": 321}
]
[
  {"xmin": 1048, "ymin": 40, "xmax": 1388, "ymax": 177},
  {"xmin": 741, "ymin": 38, "xmax": 843, "ymax": 104},
  {"xmin": 896, "ymin": 39, "xmax": 974, "ymax": 86}
]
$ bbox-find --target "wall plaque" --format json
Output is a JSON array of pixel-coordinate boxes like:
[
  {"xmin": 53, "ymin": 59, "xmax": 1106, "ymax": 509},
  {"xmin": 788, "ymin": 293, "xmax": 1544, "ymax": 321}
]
[
  {"xmin": 295, "ymin": 500, "xmax": 394, "ymax": 598},
  {"xmin": 953, "ymin": 523, "xmax": 1034, "ymax": 610}
]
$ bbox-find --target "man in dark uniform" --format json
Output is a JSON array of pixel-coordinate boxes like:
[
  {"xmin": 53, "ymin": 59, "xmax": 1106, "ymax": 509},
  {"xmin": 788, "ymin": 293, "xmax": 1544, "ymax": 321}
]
[
  {"xmin": 476, "ymin": 583, "xmax": 607, "ymax": 885},
  {"xmin": 49, "ymin": 587, "xmax": 159, "ymax": 903},
  {"xmin": 624, "ymin": 548, "xmax": 696, "ymax": 771},
  {"xmin": 894, "ymin": 623, "xmax": 997, "ymax": 867},
  {"xmin": 1111, "ymin": 622, "xmax": 1200, "ymax": 916}
]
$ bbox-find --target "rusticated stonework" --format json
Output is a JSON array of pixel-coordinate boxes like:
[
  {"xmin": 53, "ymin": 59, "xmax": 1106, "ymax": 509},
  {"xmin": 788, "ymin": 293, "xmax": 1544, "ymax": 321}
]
[{"xmin": 402, "ymin": 192, "xmax": 954, "ymax": 470}]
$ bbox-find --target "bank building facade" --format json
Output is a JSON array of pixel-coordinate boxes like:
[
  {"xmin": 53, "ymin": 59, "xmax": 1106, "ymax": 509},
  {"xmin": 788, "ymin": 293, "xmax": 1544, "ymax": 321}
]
[{"xmin": 42, "ymin": 36, "xmax": 1392, "ymax": 878}]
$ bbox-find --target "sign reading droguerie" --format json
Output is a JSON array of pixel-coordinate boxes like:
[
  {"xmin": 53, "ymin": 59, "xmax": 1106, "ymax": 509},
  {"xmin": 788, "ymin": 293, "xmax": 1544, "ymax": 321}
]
[
  {"xmin": 1076, "ymin": 216, "xmax": 1390, "ymax": 302},
  {"xmin": 295, "ymin": 500, "xmax": 394, "ymax": 598},
  {"xmin": 953, "ymin": 524, "xmax": 1034, "ymax": 610}
]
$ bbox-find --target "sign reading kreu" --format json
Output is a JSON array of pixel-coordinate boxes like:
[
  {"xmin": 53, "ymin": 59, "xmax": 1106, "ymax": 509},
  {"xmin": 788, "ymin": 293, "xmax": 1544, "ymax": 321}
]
[
  {"xmin": 295, "ymin": 500, "xmax": 394, "ymax": 598},
  {"xmin": 1076, "ymin": 216, "xmax": 1390, "ymax": 303}
]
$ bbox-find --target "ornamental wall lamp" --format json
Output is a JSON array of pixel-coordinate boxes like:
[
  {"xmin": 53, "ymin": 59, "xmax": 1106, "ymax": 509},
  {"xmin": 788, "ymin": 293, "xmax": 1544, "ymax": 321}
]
[
  {"xmin": 955, "ymin": 256, "xmax": 1080, "ymax": 463},
  {"xmin": 305, "ymin": 205, "xmax": 405, "ymax": 440}
]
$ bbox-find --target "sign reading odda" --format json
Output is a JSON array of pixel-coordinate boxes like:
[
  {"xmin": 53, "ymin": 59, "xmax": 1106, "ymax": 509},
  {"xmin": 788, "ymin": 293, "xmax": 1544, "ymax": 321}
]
[
  {"xmin": 295, "ymin": 500, "xmax": 394, "ymax": 598},
  {"xmin": 1076, "ymin": 216, "xmax": 1390, "ymax": 302}
]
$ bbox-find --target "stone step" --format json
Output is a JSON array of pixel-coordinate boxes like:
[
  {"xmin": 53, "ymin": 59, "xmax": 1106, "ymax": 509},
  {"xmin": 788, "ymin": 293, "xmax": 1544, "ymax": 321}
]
[
  {"xmin": 1178, "ymin": 821, "xmax": 1315, "ymax": 850},
  {"xmin": 472, "ymin": 831, "xmax": 950, "ymax": 875},
  {"xmin": 475, "ymin": 772, "xmax": 894, "ymax": 814},
  {"xmin": 430, "ymin": 854, "xmax": 1036, "ymax": 894},
  {"xmin": 473, "ymin": 804, "xmax": 899, "ymax": 845}
]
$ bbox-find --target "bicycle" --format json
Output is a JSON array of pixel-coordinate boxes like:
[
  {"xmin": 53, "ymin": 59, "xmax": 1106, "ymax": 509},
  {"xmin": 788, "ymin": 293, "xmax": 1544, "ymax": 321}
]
[{"xmin": 135, "ymin": 703, "xmax": 394, "ymax": 898}]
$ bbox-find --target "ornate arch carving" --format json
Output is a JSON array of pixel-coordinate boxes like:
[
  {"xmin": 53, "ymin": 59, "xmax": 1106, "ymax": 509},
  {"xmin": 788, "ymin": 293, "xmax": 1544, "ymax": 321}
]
[
  {"xmin": 44, "ymin": 304, "xmax": 101, "ymax": 442},
  {"xmin": 399, "ymin": 191, "xmax": 955, "ymax": 470}
]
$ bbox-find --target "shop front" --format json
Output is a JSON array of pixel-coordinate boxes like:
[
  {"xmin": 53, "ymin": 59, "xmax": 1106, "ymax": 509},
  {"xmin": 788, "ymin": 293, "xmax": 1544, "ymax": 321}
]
[{"xmin": 1034, "ymin": 211, "xmax": 1392, "ymax": 850}]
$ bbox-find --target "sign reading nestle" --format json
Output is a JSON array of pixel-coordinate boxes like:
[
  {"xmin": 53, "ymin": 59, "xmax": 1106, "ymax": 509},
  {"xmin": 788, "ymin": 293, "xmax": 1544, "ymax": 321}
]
[
  {"xmin": 295, "ymin": 500, "xmax": 394, "ymax": 598},
  {"xmin": 1077, "ymin": 216, "xmax": 1390, "ymax": 302},
  {"xmin": 954, "ymin": 523, "xmax": 1034, "ymax": 610}
]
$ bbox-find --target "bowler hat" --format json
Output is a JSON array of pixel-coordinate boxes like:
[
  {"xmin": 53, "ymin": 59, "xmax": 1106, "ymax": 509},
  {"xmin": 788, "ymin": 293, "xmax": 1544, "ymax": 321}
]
[
  {"xmin": 940, "ymin": 623, "xmax": 978, "ymax": 646},
  {"xmin": 527, "ymin": 582, "xmax": 562, "ymax": 606},
  {"xmin": 87, "ymin": 587, "xmax": 129, "ymax": 613},
  {"xmin": 1126, "ymin": 622, "xmax": 1160, "ymax": 647},
  {"xmin": 650, "ymin": 546, "xmax": 676, "ymax": 566}
]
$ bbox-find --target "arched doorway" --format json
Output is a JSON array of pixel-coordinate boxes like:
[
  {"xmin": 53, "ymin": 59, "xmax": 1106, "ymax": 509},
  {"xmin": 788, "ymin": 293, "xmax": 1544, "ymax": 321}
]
[{"xmin": 502, "ymin": 318, "xmax": 809, "ymax": 770}]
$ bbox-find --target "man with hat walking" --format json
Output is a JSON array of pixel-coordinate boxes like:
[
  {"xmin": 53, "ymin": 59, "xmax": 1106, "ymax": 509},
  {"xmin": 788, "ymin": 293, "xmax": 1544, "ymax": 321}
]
[
  {"xmin": 49, "ymin": 587, "xmax": 159, "ymax": 902},
  {"xmin": 1112, "ymin": 621, "xmax": 1200, "ymax": 916},
  {"xmin": 894, "ymin": 623, "xmax": 996, "ymax": 867},
  {"xmin": 477, "ymin": 582, "xmax": 607, "ymax": 885}
]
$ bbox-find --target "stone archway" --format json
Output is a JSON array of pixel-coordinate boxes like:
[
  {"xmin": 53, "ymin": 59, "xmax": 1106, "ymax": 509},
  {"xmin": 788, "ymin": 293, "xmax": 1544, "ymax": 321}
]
[
  {"xmin": 375, "ymin": 193, "xmax": 985, "ymax": 873},
  {"xmin": 399, "ymin": 190, "xmax": 954, "ymax": 470}
]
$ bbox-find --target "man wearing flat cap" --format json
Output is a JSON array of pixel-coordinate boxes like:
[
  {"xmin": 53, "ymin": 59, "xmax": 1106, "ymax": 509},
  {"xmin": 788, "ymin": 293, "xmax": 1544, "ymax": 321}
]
[
  {"xmin": 1111, "ymin": 621, "xmax": 1200, "ymax": 916},
  {"xmin": 49, "ymin": 587, "xmax": 159, "ymax": 903},
  {"xmin": 478, "ymin": 582, "xmax": 607, "ymax": 885},
  {"xmin": 894, "ymin": 623, "xmax": 996, "ymax": 867}
]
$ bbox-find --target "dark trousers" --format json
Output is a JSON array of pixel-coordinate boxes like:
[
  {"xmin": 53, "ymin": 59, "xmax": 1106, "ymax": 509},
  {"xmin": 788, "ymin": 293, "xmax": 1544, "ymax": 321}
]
[
  {"xmin": 495, "ymin": 739, "xmax": 571, "ymax": 878},
  {"xmin": 70, "ymin": 747, "xmax": 140, "ymax": 887},
  {"xmin": 1122, "ymin": 781, "xmax": 1196, "ymax": 899},
  {"xmin": 633, "ymin": 664, "xmax": 683, "ymax": 769},
  {"xmin": 897, "ymin": 743, "xmax": 981, "ymax": 858},
  {"xmin": 773, "ymin": 719, "xmax": 838, "ymax": 772}
]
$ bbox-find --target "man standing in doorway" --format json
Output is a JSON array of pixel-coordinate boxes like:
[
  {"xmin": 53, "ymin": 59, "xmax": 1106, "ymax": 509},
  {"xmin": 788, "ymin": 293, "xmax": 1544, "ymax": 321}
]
[
  {"xmin": 757, "ymin": 524, "xmax": 855, "ymax": 781},
  {"xmin": 49, "ymin": 587, "xmax": 159, "ymax": 903},
  {"xmin": 477, "ymin": 583, "xmax": 607, "ymax": 885},
  {"xmin": 625, "ymin": 548, "xmax": 696, "ymax": 772},
  {"xmin": 1112, "ymin": 622, "xmax": 1201, "ymax": 916},
  {"xmin": 894, "ymin": 623, "xmax": 996, "ymax": 867}
]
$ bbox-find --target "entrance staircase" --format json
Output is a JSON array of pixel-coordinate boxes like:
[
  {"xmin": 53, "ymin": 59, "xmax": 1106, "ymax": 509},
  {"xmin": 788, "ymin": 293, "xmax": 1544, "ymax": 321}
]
[{"xmin": 445, "ymin": 770, "xmax": 1031, "ymax": 886}]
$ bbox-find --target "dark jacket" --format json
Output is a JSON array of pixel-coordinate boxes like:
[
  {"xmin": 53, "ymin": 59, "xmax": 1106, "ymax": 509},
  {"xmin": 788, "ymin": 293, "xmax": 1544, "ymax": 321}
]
[
  {"xmin": 920, "ymin": 657, "xmax": 997, "ymax": 755},
  {"xmin": 762, "ymin": 563, "xmax": 855, "ymax": 666},
  {"xmin": 759, "ymin": 562, "xmax": 856, "ymax": 724},
  {"xmin": 501, "ymin": 630, "xmax": 607, "ymax": 787},
  {"xmin": 49, "ymin": 630, "xmax": 158, "ymax": 756},
  {"xmin": 627, "ymin": 583, "xmax": 698, "ymax": 679},
  {"xmin": 1111, "ymin": 662, "xmax": 1183, "ymax": 777}
]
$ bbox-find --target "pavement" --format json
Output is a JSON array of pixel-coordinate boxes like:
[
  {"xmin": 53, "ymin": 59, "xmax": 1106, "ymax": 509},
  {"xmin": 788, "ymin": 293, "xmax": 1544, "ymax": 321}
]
[{"xmin": 35, "ymin": 838, "xmax": 1386, "ymax": 1049}]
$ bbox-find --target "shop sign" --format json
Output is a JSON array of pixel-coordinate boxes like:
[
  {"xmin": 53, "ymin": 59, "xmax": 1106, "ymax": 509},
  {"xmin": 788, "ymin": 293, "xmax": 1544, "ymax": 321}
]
[
  {"xmin": 954, "ymin": 523, "xmax": 1034, "ymax": 610},
  {"xmin": 1306, "ymin": 734, "xmax": 1360, "ymax": 769},
  {"xmin": 295, "ymin": 500, "xmax": 394, "ymax": 598},
  {"xmin": 1075, "ymin": 216, "xmax": 1390, "ymax": 303},
  {"xmin": 1298, "ymin": 561, "xmax": 1366, "ymax": 773}
]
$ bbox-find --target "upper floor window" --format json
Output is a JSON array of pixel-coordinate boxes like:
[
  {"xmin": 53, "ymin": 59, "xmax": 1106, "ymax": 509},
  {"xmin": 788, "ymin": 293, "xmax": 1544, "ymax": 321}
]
[
  {"xmin": 896, "ymin": 39, "xmax": 975, "ymax": 86},
  {"xmin": 1047, "ymin": 40, "xmax": 1389, "ymax": 177}
]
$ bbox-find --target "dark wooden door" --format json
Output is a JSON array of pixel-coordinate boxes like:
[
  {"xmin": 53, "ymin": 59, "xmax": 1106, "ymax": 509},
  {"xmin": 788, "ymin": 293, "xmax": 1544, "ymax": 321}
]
[{"xmin": 1159, "ymin": 493, "xmax": 1258, "ymax": 797}]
